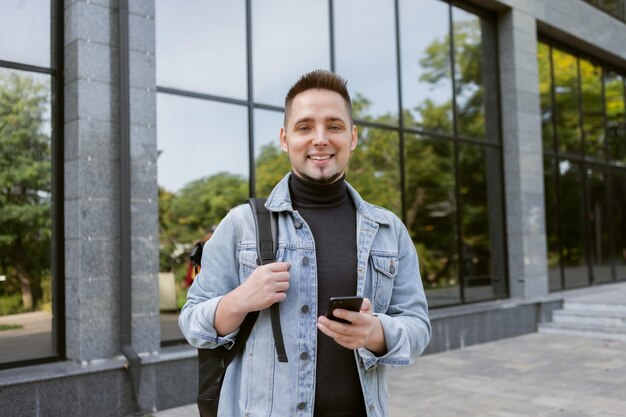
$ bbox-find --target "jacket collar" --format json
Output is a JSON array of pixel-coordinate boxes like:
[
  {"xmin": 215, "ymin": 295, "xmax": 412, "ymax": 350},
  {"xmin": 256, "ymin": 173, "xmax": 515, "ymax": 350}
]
[{"xmin": 265, "ymin": 172, "xmax": 390, "ymax": 226}]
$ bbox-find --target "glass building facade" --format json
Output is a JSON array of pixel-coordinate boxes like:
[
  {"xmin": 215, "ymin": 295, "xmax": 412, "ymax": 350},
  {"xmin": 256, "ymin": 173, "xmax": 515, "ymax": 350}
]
[
  {"xmin": 538, "ymin": 40, "xmax": 626, "ymax": 290},
  {"xmin": 155, "ymin": 0, "xmax": 507, "ymax": 343},
  {"xmin": 0, "ymin": 1, "xmax": 625, "ymax": 414}
]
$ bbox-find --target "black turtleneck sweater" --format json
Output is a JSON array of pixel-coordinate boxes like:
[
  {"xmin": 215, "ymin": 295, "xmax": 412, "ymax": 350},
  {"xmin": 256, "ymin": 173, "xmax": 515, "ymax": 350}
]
[{"xmin": 289, "ymin": 174, "xmax": 366, "ymax": 417}]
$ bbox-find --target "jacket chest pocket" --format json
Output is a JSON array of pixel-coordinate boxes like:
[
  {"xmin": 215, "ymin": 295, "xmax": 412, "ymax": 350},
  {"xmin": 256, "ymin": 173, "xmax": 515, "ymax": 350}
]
[
  {"xmin": 239, "ymin": 247, "xmax": 285, "ymax": 283},
  {"xmin": 239, "ymin": 249, "xmax": 258, "ymax": 282},
  {"xmin": 370, "ymin": 254, "xmax": 398, "ymax": 312}
]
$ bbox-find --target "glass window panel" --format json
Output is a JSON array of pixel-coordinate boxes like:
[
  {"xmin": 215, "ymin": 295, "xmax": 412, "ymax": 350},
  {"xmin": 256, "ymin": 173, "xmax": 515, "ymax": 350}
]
[
  {"xmin": 334, "ymin": 0, "xmax": 398, "ymax": 125},
  {"xmin": 605, "ymin": 71, "xmax": 626, "ymax": 165},
  {"xmin": 552, "ymin": 49, "xmax": 582, "ymax": 155},
  {"xmin": 611, "ymin": 172, "xmax": 626, "ymax": 280},
  {"xmin": 458, "ymin": 143, "xmax": 506, "ymax": 302},
  {"xmin": 0, "ymin": 69, "xmax": 54, "ymax": 364},
  {"xmin": 253, "ymin": 0, "xmax": 330, "ymax": 107},
  {"xmin": 579, "ymin": 59, "xmax": 605, "ymax": 159},
  {"xmin": 254, "ymin": 109, "xmax": 290, "ymax": 197},
  {"xmin": 399, "ymin": 0, "xmax": 453, "ymax": 134},
  {"xmin": 587, "ymin": 169, "xmax": 612, "ymax": 283},
  {"xmin": 348, "ymin": 127, "xmax": 401, "ymax": 216},
  {"xmin": 403, "ymin": 135, "xmax": 459, "ymax": 307},
  {"xmin": 156, "ymin": 93, "xmax": 249, "ymax": 342},
  {"xmin": 538, "ymin": 42, "xmax": 555, "ymax": 151},
  {"xmin": 558, "ymin": 160, "xmax": 589, "ymax": 288},
  {"xmin": 452, "ymin": 7, "xmax": 489, "ymax": 140},
  {"xmin": 543, "ymin": 157, "xmax": 562, "ymax": 291},
  {"xmin": 155, "ymin": 0, "xmax": 247, "ymax": 99},
  {"xmin": 0, "ymin": 0, "xmax": 50, "ymax": 67}
]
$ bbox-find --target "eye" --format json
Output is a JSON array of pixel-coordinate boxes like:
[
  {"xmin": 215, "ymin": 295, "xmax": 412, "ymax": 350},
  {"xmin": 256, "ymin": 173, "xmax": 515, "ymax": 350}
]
[
  {"xmin": 296, "ymin": 125, "xmax": 311, "ymax": 132},
  {"xmin": 329, "ymin": 125, "xmax": 342, "ymax": 131}
]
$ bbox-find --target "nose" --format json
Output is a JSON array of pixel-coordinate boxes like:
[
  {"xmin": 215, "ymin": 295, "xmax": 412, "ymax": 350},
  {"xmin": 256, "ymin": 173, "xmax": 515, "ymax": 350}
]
[{"xmin": 312, "ymin": 130, "xmax": 328, "ymax": 146}]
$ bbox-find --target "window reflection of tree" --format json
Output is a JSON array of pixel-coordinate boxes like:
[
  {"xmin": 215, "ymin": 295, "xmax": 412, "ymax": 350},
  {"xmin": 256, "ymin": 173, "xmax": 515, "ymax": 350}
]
[
  {"xmin": 538, "ymin": 43, "xmax": 555, "ymax": 151},
  {"xmin": 404, "ymin": 135, "xmax": 458, "ymax": 302},
  {"xmin": 553, "ymin": 49, "xmax": 582, "ymax": 155},
  {"xmin": 348, "ymin": 125, "xmax": 402, "ymax": 217},
  {"xmin": 0, "ymin": 72, "xmax": 51, "ymax": 314},
  {"xmin": 605, "ymin": 72, "xmax": 625, "ymax": 165},
  {"xmin": 580, "ymin": 59, "xmax": 604, "ymax": 159}
]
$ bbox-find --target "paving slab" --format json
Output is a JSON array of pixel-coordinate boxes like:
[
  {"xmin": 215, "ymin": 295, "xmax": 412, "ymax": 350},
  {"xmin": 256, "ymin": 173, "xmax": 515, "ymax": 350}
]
[{"xmin": 151, "ymin": 332, "xmax": 626, "ymax": 417}]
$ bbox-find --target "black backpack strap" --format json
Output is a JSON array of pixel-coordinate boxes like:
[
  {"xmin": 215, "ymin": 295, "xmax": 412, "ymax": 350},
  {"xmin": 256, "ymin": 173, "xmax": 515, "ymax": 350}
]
[
  {"xmin": 222, "ymin": 310, "xmax": 259, "ymax": 366},
  {"xmin": 189, "ymin": 241, "xmax": 204, "ymax": 274},
  {"xmin": 248, "ymin": 198, "xmax": 288, "ymax": 363}
]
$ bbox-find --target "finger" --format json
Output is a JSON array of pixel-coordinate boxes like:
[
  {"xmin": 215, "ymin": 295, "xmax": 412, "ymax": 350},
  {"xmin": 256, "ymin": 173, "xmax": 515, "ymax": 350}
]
[
  {"xmin": 316, "ymin": 317, "xmax": 339, "ymax": 338},
  {"xmin": 267, "ymin": 262, "xmax": 291, "ymax": 272},
  {"xmin": 318, "ymin": 315, "xmax": 351, "ymax": 335},
  {"xmin": 332, "ymin": 308, "xmax": 354, "ymax": 323},
  {"xmin": 271, "ymin": 271, "xmax": 291, "ymax": 282}
]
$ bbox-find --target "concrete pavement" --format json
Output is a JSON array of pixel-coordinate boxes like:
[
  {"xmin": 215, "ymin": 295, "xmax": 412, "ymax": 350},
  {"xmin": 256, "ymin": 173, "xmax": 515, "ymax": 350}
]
[{"xmin": 150, "ymin": 332, "xmax": 626, "ymax": 417}]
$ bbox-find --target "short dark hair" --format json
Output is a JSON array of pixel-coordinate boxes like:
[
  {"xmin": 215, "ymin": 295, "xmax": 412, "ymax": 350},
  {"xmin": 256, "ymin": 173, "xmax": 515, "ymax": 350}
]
[{"xmin": 284, "ymin": 69, "xmax": 352, "ymax": 126}]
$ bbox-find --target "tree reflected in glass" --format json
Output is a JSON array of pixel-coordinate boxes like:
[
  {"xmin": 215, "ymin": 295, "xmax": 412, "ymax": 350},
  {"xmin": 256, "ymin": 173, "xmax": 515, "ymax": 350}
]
[
  {"xmin": 553, "ymin": 49, "xmax": 582, "ymax": 155},
  {"xmin": 348, "ymin": 127, "xmax": 401, "ymax": 217},
  {"xmin": 399, "ymin": 0, "xmax": 452, "ymax": 134},
  {"xmin": 538, "ymin": 42, "xmax": 554, "ymax": 151},
  {"xmin": 580, "ymin": 59, "xmax": 604, "ymax": 159},
  {"xmin": 453, "ymin": 7, "xmax": 486, "ymax": 139},
  {"xmin": 404, "ymin": 134, "xmax": 459, "ymax": 307},
  {"xmin": 605, "ymin": 71, "xmax": 626, "ymax": 165},
  {"xmin": 458, "ymin": 143, "xmax": 505, "ymax": 301}
]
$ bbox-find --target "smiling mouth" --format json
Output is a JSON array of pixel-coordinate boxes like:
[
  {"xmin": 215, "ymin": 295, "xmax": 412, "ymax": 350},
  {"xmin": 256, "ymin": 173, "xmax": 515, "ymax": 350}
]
[{"xmin": 309, "ymin": 155, "xmax": 332, "ymax": 161}]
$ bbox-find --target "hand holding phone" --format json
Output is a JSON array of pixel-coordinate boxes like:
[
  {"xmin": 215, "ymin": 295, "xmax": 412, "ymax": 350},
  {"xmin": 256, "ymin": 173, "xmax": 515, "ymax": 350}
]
[{"xmin": 325, "ymin": 296, "xmax": 363, "ymax": 324}]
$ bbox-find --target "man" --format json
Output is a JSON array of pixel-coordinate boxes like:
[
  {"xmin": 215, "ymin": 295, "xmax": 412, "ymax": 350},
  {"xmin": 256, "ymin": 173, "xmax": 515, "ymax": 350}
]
[{"xmin": 179, "ymin": 69, "xmax": 431, "ymax": 417}]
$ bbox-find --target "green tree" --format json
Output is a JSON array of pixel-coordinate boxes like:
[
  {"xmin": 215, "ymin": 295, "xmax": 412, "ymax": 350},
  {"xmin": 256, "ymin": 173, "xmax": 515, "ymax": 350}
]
[
  {"xmin": 255, "ymin": 143, "xmax": 291, "ymax": 197},
  {"xmin": 159, "ymin": 172, "xmax": 247, "ymax": 272},
  {"xmin": 0, "ymin": 72, "xmax": 51, "ymax": 312}
]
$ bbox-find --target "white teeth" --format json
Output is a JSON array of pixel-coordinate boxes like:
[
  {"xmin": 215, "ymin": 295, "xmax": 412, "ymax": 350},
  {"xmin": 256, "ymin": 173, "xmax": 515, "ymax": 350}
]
[{"xmin": 309, "ymin": 155, "xmax": 330, "ymax": 160}]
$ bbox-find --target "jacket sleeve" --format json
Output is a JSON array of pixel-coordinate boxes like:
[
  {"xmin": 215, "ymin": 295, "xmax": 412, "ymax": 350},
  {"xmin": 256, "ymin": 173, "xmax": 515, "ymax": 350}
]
[
  {"xmin": 358, "ymin": 220, "xmax": 431, "ymax": 369},
  {"xmin": 178, "ymin": 210, "xmax": 242, "ymax": 349}
]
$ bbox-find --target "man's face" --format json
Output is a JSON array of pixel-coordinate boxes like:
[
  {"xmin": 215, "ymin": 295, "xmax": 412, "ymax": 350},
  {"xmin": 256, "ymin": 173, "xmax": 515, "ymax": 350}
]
[{"xmin": 280, "ymin": 89, "xmax": 357, "ymax": 185}]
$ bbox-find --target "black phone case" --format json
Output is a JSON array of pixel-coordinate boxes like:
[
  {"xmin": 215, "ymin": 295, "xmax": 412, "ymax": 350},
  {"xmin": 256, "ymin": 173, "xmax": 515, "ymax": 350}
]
[{"xmin": 326, "ymin": 296, "xmax": 363, "ymax": 324}]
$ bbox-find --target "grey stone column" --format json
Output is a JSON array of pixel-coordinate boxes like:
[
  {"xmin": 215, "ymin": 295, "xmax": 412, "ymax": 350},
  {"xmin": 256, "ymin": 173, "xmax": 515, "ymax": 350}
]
[
  {"xmin": 64, "ymin": 0, "xmax": 159, "ymax": 362},
  {"xmin": 498, "ymin": 9, "xmax": 549, "ymax": 299},
  {"xmin": 128, "ymin": 1, "xmax": 160, "ymax": 356}
]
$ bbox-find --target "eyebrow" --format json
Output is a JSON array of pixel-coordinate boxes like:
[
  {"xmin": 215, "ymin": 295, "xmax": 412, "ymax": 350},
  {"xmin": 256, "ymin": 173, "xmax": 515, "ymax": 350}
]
[{"xmin": 293, "ymin": 116, "xmax": 346, "ymax": 125}]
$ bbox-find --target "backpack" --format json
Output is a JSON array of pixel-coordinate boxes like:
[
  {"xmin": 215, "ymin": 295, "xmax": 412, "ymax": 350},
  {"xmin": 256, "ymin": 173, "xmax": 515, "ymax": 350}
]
[{"xmin": 191, "ymin": 198, "xmax": 287, "ymax": 417}]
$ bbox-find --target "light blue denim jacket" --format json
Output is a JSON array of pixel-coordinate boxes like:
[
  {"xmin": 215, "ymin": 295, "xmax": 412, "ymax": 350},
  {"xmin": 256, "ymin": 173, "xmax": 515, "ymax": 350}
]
[{"xmin": 179, "ymin": 173, "xmax": 431, "ymax": 417}]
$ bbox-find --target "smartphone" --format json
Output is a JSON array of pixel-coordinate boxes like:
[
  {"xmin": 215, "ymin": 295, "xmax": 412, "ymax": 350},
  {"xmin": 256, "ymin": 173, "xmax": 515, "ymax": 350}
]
[{"xmin": 326, "ymin": 296, "xmax": 363, "ymax": 324}]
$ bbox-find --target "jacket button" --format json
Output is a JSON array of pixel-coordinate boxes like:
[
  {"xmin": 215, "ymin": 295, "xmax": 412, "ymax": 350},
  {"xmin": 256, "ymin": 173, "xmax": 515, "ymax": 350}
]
[
  {"xmin": 301, "ymin": 305, "xmax": 309, "ymax": 313},
  {"xmin": 300, "ymin": 351, "xmax": 308, "ymax": 360},
  {"xmin": 294, "ymin": 220, "xmax": 303, "ymax": 229},
  {"xmin": 389, "ymin": 264, "xmax": 396, "ymax": 274},
  {"xmin": 302, "ymin": 256, "xmax": 310, "ymax": 266},
  {"xmin": 297, "ymin": 402, "xmax": 306, "ymax": 410}
]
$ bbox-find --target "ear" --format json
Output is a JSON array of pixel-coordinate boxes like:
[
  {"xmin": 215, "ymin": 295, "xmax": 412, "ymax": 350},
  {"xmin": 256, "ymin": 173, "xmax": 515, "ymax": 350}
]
[
  {"xmin": 350, "ymin": 125, "xmax": 358, "ymax": 151},
  {"xmin": 280, "ymin": 127, "xmax": 289, "ymax": 152}
]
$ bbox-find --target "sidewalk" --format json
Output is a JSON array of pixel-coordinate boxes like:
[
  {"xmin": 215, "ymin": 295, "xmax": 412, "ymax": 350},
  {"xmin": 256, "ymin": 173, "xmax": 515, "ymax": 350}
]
[{"xmin": 154, "ymin": 283, "xmax": 626, "ymax": 417}]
